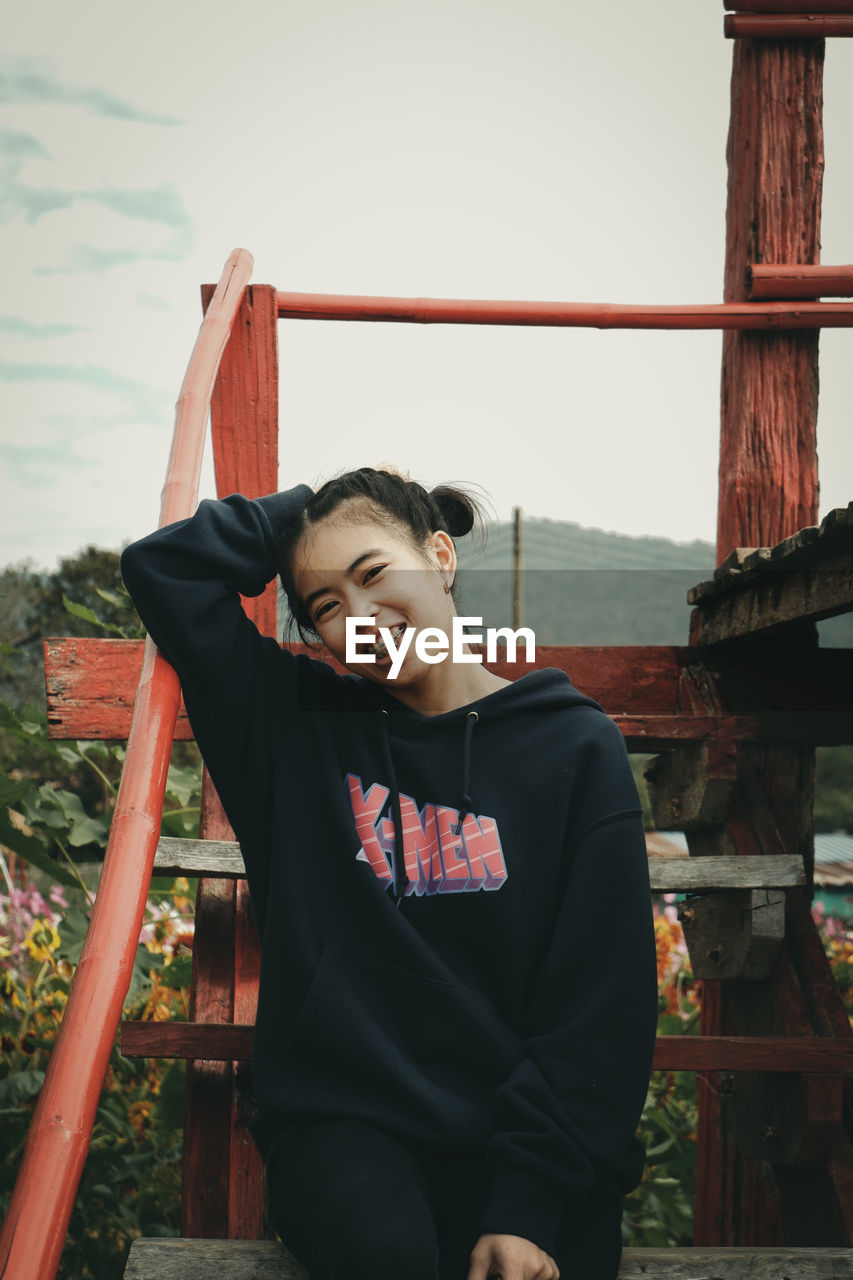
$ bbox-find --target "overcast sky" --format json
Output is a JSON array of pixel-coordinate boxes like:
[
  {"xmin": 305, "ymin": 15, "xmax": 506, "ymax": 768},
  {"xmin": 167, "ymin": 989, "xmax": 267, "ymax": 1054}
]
[{"xmin": 3, "ymin": 0, "xmax": 852, "ymax": 570}]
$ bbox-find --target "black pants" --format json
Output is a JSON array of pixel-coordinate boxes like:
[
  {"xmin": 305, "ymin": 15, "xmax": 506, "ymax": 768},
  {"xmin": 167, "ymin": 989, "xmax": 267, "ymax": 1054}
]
[{"xmin": 266, "ymin": 1119, "xmax": 624, "ymax": 1280}]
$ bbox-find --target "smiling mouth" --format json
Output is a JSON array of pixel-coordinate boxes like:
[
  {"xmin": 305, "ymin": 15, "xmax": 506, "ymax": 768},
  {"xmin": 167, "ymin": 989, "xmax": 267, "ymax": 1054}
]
[{"xmin": 372, "ymin": 622, "xmax": 407, "ymax": 659}]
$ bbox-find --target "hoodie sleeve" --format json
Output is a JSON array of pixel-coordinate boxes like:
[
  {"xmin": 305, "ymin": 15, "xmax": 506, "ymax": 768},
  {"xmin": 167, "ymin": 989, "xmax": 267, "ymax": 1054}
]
[
  {"xmin": 120, "ymin": 487, "xmax": 313, "ymax": 875},
  {"xmin": 476, "ymin": 724, "xmax": 658, "ymax": 1256}
]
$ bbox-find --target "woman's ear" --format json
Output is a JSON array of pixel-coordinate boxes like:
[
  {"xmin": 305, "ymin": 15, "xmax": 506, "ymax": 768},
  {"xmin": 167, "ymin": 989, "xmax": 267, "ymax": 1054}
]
[{"xmin": 429, "ymin": 530, "xmax": 457, "ymax": 583}]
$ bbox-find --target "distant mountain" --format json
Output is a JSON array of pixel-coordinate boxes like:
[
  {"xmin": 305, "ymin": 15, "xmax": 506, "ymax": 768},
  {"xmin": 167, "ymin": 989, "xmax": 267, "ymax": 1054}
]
[{"xmin": 455, "ymin": 516, "xmax": 852, "ymax": 647}]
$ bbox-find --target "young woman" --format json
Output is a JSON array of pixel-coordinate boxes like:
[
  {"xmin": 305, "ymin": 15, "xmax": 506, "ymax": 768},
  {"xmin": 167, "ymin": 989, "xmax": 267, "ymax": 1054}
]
[{"xmin": 121, "ymin": 468, "xmax": 659, "ymax": 1280}]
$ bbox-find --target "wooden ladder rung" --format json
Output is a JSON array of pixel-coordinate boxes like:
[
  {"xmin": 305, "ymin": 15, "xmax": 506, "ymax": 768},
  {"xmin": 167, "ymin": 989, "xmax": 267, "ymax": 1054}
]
[
  {"xmin": 154, "ymin": 836, "xmax": 806, "ymax": 892},
  {"xmin": 122, "ymin": 1238, "xmax": 853, "ymax": 1279},
  {"xmin": 119, "ymin": 1023, "xmax": 853, "ymax": 1074}
]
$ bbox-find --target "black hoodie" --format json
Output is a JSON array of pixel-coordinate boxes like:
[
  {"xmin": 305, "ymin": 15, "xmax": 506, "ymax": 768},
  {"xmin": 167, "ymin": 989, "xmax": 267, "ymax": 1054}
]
[{"xmin": 120, "ymin": 487, "xmax": 659, "ymax": 1258}]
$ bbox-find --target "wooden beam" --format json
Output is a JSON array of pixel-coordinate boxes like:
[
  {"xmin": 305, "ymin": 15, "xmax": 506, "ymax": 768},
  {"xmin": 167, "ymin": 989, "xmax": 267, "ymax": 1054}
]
[
  {"xmin": 43, "ymin": 640, "xmax": 853, "ymax": 746},
  {"xmin": 726, "ymin": 15, "xmax": 853, "ymax": 36},
  {"xmin": 123, "ymin": 1238, "xmax": 853, "ymax": 1280},
  {"xmin": 154, "ymin": 835, "xmax": 806, "ymax": 891},
  {"xmin": 689, "ymin": 553, "xmax": 853, "ymax": 644},
  {"xmin": 120, "ymin": 1023, "xmax": 853, "ymax": 1073},
  {"xmin": 748, "ymin": 264, "xmax": 853, "ymax": 300}
]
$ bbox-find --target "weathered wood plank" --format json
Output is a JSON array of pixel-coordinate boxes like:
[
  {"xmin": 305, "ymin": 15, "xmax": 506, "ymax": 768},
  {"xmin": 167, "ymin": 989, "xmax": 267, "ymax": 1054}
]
[
  {"xmin": 124, "ymin": 1237, "xmax": 307, "ymax": 1280},
  {"xmin": 120, "ymin": 1024, "xmax": 853, "ymax": 1074},
  {"xmin": 154, "ymin": 836, "xmax": 806, "ymax": 892},
  {"xmin": 43, "ymin": 640, "xmax": 853, "ymax": 747},
  {"xmin": 123, "ymin": 1238, "xmax": 853, "ymax": 1279},
  {"xmin": 693, "ymin": 506, "xmax": 852, "ymax": 600},
  {"xmin": 689, "ymin": 553, "xmax": 853, "ymax": 645}
]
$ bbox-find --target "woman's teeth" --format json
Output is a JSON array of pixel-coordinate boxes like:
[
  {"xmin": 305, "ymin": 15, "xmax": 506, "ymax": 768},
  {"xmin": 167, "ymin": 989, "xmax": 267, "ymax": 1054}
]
[{"xmin": 372, "ymin": 623, "xmax": 406, "ymax": 658}]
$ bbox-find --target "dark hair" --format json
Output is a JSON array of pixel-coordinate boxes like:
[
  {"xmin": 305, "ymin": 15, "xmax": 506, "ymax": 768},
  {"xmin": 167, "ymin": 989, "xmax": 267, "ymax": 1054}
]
[{"xmin": 276, "ymin": 467, "xmax": 486, "ymax": 641}]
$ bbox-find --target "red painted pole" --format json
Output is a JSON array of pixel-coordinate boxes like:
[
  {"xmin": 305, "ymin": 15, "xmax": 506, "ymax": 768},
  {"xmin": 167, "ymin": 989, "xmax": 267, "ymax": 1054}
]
[
  {"xmin": 276, "ymin": 290, "xmax": 853, "ymax": 329},
  {"xmin": 749, "ymin": 264, "xmax": 853, "ymax": 299},
  {"xmin": 726, "ymin": 15, "xmax": 853, "ymax": 36},
  {"xmin": 0, "ymin": 249, "xmax": 255, "ymax": 1280}
]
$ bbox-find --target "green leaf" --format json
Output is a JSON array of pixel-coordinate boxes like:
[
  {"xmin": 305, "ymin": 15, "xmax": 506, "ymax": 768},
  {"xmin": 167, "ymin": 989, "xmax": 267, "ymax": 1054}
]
[
  {"xmin": 165, "ymin": 761, "xmax": 202, "ymax": 809},
  {"xmin": 62, "ymin": 594, "xmax": 125, "ymax": 637},
  {"xmin": 56, "ymin": 907, "xmax": 92, "ymax": 964},
  {"xmin": 0, "ymin": 772, "xmax": 32, "ymax": 808},
  {"xmin": 0, "ymin": 811, "xmax": 79, "ymax": 887},
  {"xmin": 95, "ymin": 587, "xmax": 131, "ymax": 610},
  {"xmin": 67, "ymin": 813, "xmax": 110, "ymax": 849},
  {"xmin": 0, "ymin": 1070, "xmax": 45, "ymax": 1107},
  {"xmin": 159, "ymin": 954, "xmax": 193, "ymax": 990}
]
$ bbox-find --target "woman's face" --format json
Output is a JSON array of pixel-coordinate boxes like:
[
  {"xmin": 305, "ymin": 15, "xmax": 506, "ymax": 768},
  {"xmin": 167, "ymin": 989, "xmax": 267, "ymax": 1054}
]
[{"xmin": 290, "ymin": 511, "xmax": 457, "ymax": 689}]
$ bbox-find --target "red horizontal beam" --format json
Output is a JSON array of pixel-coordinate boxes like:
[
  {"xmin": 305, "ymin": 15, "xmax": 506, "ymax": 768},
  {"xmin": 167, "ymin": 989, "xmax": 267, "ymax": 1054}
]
[
  {"xmin": 119, "ymin": 1022, "xmax": 853, "ymax": 1073},
  {"xmin": 44, "ymin": 638, "xmax": 853, "ymax": 748},
  {"xmin": 275, "ymin": 291, "xmax": 853, "ymax": 331},
  {"xmin": 748, "ymin": 264, "xmax": 853, "ymax": 300},
  {"xmin": 726, "ymin": 14, "xmax": 853, "ymax": 35},
  {"xmin": 725, "ymin": 0, "xmax": 853, "ymax": 11}
]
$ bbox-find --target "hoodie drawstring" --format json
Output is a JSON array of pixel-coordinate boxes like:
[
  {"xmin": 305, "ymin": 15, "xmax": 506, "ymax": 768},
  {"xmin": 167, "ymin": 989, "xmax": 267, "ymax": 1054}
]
[
  {"xmin": 455, "ymin": 710, "xmax": 479, "ymax": 835},
  {"xmin": 379, "ymin": 706, "xmax": 480, "ymax": 904}
]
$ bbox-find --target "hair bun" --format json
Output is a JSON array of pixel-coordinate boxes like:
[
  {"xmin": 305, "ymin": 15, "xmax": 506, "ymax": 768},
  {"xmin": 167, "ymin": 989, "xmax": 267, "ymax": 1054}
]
[{"xmin": 431, "ymin": 485, "xmax": 476, "ymax": 538}]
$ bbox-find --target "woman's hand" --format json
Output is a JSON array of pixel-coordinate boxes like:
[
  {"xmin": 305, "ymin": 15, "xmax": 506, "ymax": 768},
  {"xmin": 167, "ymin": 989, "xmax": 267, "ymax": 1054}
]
[{"xmin": 467, "ymin": 1232, "xmax": 560, "ymax": 1280}]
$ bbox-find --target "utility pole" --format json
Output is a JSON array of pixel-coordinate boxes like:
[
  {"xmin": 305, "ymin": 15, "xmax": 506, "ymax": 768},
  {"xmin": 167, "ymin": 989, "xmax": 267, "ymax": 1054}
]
[{"xmin": 512, "ymin": 505, "xmax": 523, "ymax": 630}]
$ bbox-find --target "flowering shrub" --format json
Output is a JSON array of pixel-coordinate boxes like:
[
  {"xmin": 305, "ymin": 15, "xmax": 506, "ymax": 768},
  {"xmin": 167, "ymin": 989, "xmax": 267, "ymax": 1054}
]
[
  {"xmin": 623, "ymin": 894, "xmax": 700, "ymax": 1248},
  {"xmin": 811, "ymin": 900, "xmax": 853, "ymax": 1027},
  {"xmin": 0, "ymin": 868, "xmax": 194, "ymax": 1279}
]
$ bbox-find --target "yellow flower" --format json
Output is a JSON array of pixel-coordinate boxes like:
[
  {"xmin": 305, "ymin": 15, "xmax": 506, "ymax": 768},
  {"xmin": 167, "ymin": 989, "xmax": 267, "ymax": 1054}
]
[{"xmin": 22, "ymin": 919, "xmax": 61, "ymax": 963}]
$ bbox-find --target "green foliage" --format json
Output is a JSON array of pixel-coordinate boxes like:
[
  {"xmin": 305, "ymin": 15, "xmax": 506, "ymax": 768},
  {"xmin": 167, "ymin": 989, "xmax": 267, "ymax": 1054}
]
[
  {"xmin": 0, "ymin": 548, "xmax": 143, "ymax": 717},
  {"xmin": 815, "ymin": 746, "xmax": 853, "ymax": 833}
]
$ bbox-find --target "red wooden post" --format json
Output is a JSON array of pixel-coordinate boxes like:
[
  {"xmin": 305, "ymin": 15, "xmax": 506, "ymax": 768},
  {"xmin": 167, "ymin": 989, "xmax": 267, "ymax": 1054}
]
[
  {"xmin": 182, "ymin": 283, "xmax": 279, "ymax": 1238},
  {"xmin": 717, "ymin": 36, "xmax": 824, "ymax": 562},
  {"xmin": 693, "ymin": 27, "xmax": 853, "ymax": 1251}
]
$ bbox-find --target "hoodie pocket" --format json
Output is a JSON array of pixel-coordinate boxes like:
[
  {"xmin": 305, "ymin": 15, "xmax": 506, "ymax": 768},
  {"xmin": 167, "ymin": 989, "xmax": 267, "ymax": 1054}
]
[{"xmin": 274, "ymin": 945, "xmax": 524, "ymax": 1140}]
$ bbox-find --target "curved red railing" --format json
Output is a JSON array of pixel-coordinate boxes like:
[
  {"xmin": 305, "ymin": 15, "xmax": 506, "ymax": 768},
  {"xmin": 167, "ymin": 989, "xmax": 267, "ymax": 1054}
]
[{"xmin": 0, "ymin": 248, "xmax": 255, "ymax": 1280}]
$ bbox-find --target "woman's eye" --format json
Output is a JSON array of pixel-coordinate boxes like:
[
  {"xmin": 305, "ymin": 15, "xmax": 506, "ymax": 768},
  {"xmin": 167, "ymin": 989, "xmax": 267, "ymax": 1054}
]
[
  {"xmin": 363, "ymin": 564, "xmax": 386, "ymax": 583},
  {"xmin": 314, "ymin": 599, "xmax": 337, "ymax": 621}
]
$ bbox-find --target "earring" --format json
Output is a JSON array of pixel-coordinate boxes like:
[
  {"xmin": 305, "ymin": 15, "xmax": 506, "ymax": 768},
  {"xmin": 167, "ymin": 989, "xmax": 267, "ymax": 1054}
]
[{"xmin": 442, "ymin": 578, "xmax": 451, "ymax": 594}]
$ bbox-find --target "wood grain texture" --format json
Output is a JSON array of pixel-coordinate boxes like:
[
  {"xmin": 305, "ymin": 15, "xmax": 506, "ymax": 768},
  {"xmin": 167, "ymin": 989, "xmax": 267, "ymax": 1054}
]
[
  {"xmin": 717, "ymin": 37, "xmax": 824, "ymax": 564},
  {"xmin": 123, "ymin": 1239, "xmax": 853, "ymax": 1279},
  {"xmin": 120, "ymin": 1024, "xmax": 853, "ymax": 1074},
  {"xmin": 187, "ymin": 282, "xmax": 277, "ymax": 1241},
  {"xmin": 44, "ymin": 640, "xmax": 853, "ymax": 746},
  {"xmin": 152, "ymin": 836, "xmax": 806, "ymax": 891}
]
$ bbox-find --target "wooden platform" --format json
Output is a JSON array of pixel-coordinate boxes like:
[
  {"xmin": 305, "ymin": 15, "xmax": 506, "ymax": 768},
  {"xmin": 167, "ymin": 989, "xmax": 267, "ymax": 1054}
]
[{"xmin": 123, "ymin": 1238, "xmax": 853, "ymax": 1279}]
